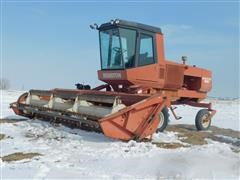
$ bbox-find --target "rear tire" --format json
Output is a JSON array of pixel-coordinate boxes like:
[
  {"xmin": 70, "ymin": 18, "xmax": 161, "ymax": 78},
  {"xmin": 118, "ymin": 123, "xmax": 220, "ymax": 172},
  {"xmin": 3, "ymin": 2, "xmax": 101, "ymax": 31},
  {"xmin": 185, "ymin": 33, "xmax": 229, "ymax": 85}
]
[
  {"xmin": 156, "ymin": 107, "xmax": 169, "ymax": 132},
  {"xmin": 195, "ymin": 109, "xmax": 211, "ymax": 130}
]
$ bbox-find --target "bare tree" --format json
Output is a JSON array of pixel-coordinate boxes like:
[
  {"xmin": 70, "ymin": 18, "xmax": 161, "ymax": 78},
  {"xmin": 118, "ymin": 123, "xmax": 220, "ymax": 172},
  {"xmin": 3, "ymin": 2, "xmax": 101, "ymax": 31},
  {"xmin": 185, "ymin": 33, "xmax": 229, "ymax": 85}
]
[{"xmin": 0, "ymin": 78, "xmax": 10, "ymax": 90}]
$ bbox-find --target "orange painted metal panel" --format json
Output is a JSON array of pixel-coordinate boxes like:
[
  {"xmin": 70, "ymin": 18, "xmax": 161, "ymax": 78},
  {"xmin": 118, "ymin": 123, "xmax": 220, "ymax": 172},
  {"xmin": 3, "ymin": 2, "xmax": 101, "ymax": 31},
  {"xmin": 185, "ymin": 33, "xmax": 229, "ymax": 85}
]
[
  {"xmin": 156, "ymin": 34, "xmax": 165, "ymax": 65},
  {"xmin": 99, "ymin": 94, "xmax": 167, "ymax": 140},
  {"xmin": 164, "ymin": 63, "xmax": 184, "ymax": 89}
]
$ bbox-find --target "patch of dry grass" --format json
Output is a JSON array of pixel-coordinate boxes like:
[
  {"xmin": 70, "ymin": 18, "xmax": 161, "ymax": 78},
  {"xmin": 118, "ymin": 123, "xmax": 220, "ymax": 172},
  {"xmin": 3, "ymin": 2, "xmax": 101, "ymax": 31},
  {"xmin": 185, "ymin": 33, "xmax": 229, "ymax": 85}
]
[
  {"xmin": 154, "ymin": 125, "xmax": 240, "ymax": 150},
  {"xmin": 153, "ymin": 142, "xmax": 188, "ymax": 149},
  {"xmin": 1, "ymin": 152, "xmax": 42, "ymax": 162},
  {"xmin": 0, "ymin": 134, "xmax": 6, "ymax": 140},
  {"xmin": 0, "ymin": 119, "xmax": 13, "ymax": 124},
  {"xmin": 0, "ymin": 118, "xmax": 28, "ymax": 124}
]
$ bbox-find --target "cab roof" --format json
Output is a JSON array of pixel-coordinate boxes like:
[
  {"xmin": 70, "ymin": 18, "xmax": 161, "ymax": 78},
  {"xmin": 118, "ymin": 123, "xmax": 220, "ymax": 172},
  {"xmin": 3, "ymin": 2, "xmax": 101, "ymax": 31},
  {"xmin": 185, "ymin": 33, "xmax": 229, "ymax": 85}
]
[{"xmin": 98, "ymin": 19, "xmax": 162, "ymax": 34}]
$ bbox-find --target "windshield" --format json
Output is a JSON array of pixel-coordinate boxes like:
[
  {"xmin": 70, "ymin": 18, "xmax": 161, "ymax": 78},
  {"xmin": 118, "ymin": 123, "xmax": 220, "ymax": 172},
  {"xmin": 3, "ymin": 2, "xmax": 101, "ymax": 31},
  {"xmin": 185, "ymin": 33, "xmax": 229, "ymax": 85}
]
[{"xmin": 100, "ymin": 28, "xmax": 137, "ymax": 70}]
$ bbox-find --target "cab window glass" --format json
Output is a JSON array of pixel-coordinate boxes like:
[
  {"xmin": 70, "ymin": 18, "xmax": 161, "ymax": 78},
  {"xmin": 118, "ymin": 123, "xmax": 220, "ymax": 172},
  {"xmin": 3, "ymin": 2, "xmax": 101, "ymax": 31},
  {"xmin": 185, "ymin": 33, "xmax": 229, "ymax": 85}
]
[{"xmin": 139, "ymin": 34, "xmax": 154, "ymax": 66}]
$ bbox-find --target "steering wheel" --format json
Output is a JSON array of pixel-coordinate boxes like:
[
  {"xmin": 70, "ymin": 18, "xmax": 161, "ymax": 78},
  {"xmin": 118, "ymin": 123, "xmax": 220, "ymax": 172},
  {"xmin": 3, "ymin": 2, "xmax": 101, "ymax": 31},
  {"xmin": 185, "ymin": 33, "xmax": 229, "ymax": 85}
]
[{"xmin": 113, "ymin": 47, "xmax": 127, "ymax": 53}]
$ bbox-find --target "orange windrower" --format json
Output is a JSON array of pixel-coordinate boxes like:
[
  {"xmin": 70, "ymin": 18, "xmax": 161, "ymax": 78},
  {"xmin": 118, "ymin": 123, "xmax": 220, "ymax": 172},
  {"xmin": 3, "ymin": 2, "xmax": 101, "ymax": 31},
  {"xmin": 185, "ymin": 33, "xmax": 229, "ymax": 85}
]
[{"xmin": 10, "ymin": 19, "xmax": 216, "ymax": 141}]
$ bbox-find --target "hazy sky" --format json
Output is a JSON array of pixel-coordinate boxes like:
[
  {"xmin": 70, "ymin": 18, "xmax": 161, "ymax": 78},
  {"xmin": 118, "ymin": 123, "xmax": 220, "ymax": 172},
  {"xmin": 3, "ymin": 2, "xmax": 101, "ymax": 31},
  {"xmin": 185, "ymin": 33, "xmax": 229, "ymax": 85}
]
[{"xmin": 1, "ymin": 1, "xmax": 239, "ymax": 98}]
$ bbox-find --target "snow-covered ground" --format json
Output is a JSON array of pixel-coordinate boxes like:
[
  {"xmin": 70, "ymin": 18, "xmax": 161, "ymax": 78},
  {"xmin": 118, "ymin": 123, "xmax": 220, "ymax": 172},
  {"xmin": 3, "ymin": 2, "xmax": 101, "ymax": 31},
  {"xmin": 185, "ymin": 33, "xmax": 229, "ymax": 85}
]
[{"xmin": 1, "ymin": 90, "xmax": 240, "ymax": 179}]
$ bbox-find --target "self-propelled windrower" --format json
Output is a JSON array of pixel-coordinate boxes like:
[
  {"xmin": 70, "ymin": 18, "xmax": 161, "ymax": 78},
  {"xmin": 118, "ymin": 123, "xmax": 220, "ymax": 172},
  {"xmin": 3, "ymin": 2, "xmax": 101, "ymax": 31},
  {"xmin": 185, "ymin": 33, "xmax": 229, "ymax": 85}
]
[{"xmin": 10, "ymin": 19, "xmax": 216, "ymax": 141}]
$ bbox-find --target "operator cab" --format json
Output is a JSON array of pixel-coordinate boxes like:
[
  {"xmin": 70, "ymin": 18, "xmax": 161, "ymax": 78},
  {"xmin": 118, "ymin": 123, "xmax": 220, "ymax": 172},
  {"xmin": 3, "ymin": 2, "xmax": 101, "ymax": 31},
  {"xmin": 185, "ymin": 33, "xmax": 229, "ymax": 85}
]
[{"xmin": 98, "ymin": 19, "xmax": 162, "ymax": 70}]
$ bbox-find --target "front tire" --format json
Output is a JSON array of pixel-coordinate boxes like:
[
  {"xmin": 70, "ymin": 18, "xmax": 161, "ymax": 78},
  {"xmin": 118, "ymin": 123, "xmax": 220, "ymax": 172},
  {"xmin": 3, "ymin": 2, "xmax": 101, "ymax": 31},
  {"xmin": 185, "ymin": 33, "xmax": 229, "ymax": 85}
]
[
  {"xmin": 195, "ymin": 109, "xmax": 211, "ymax": 130},
  {"xmin": 156, "ymin": 107, "xmax": 169, "ymax": 132}
]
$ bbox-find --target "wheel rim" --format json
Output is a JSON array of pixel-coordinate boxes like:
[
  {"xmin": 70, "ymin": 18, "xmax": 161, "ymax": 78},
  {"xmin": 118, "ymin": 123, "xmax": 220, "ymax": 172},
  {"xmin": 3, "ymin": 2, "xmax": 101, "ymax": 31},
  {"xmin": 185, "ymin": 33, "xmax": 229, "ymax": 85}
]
[
  {"xmin": 202, "ymin": 114, "xmax": 210, "ymax": 128},
  {"xmin": 158, "ymin": 112, "xmax": 164, "ymax": 128}
]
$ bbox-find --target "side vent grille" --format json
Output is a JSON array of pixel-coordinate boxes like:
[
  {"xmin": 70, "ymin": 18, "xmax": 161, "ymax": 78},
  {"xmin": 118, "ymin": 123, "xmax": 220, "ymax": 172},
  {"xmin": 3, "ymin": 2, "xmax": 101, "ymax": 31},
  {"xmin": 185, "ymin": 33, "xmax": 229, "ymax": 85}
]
[{"xmin": 159, "ymin": 68, "xmax": 165, "ymax": 79}]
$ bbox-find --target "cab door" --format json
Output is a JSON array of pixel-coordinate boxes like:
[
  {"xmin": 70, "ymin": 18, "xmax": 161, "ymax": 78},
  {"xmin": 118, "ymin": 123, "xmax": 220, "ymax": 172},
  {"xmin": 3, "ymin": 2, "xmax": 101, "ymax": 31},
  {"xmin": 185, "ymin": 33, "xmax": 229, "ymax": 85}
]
[{"xmin": 126, "ymin": 31, "xmax": 161, "ymax": 88}]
